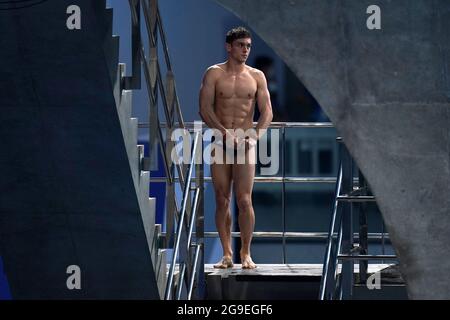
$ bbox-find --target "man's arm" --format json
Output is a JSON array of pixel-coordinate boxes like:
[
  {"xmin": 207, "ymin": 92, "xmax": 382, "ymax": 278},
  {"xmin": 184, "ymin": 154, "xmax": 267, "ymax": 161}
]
[
  {"xmin": 199, "ymin": 67, "xmax": 228, "ymax": 136},
  {"xmin": 254, "ymin": 70, "xmax": 273, "ymax": 138}
]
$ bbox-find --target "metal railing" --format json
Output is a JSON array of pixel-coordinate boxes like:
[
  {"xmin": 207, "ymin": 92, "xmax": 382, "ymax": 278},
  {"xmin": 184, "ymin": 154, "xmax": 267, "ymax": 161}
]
[
  {"xmin": 162, "ymin": 231, "xmax": 391, "ymax": 240},
  {"xmin": 126, "ymin": 0, "xmax": 204, "ymax": 300},
  {"xmin": 165, "ymin": 132, "xmax": 202, "ymax": 300},
  {"xmin": 141, "ymin": 121, "xmax": 340, "ymax": 264},
  {"xmin": 319, "ymin": 140, "xmax": 397, "ymax": 300},
  {"xmin": 141, "ymin": 118, "xmax": 393, "ymax": 271}
]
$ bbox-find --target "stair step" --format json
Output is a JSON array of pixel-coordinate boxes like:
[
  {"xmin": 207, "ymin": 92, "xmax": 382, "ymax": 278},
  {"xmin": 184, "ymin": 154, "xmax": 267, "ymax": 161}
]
[
  {"xmin": 149, "ymin": 198, "xmax": 156, "ymax": 227},
  {"xmin": 147, "ymin": 222, "xmax": 161, "ymax": 272},
  {"xmin": 128, "ymin": 117, "xmax": 138, "ymax": 150},
  {"xmin": 156, "ymin": 248, "xmax": 169, "ymax": 299},
  {"xmin": 127, "ymin": 117, "xmax": 139, "ymax": 183},
  {"xmin": 113, "ymin": 63, "xmax": 126, "ymax": 108},
  {"xmin": 117, "ymin": 89, "xmax": 132, "ymax": 129},
  {"xmin": 139, "ymin": 171, "xmax": 153, "ymax": 244},
  {"xmin": 140, "ymin": 170, "xmax": 150, "ymax": 198}
]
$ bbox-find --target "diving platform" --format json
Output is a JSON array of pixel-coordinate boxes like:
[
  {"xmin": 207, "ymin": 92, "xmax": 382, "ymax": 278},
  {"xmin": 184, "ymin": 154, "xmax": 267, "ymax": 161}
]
[{"xmin": 205, "ymin": 264, "xmax": 407, "ymax": 300}]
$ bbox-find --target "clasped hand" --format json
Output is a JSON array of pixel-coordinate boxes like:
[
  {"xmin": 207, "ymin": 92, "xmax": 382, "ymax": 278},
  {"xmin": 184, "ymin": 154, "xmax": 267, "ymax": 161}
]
[{"xmin": 224, "ymin": 130, "xmax": 257, "ymax": 149}]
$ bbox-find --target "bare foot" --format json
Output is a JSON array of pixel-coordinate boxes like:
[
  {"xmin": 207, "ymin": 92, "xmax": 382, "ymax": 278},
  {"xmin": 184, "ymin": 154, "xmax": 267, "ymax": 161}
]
[
  {"xmin": 241, "ymin": 254, "xmax": 257, "ymax": 269},
  {"xmin": 213, "ymin": 256, "xmax": 234, "ymax": 269}
]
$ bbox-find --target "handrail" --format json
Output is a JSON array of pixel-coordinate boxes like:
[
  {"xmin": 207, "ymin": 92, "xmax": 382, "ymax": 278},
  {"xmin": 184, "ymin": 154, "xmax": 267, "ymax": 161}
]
[
  {"xmin": 145, "ymin": 2, "xmax": 187, "ymax": 186},
  {"xmin": 161, "ymin": 231, "xmax": 391, "ymax": 241},
  {"xmin": 319, "ymin": 164, "xmax": 343, "ymax": 300},
  {"xmin": 149, "ymin": 176, "xmax": 354, "ymax": 183},
  {"xmin": 139, "ymin": 121, "xmax": 335, "ymax": 129},
  {"xmin": 164, "ymin": 132, "xmax": 200, "ymax": 300},
  {"xmin": 141, "ymin": 0, "xmax": 185, "ymax": 128},
  {"xmin": 333, "ymin": 223, "xmax": 344, "ymax": 299},
  {"xmin": 134, "ymin": 1, "xmax": 186, "ymax": 187},
  {"xmin": 136, "ymin": 0, "xmax": 192, "ymax": 250},
  {"xmin": 128, "ymin": 1, "xmax": 176, "ymax": 184},
  {"xmin": 152, "ymin": 5, "xmax": 186, "ymax": 129},
  {"xmin": 187, "ymin": 244, "xmax": 201, "ymax": 300},
  {"xmin": 187, "ymin": 188, "xmax": 201, "ymax": 250},
  {"xmin": 281, "ymin": 126, "xmax": 286, "ymax": 262},
  {"xmin": 175, "ymin": 263, "xmax": 186, "ymax": 300},
  {"xmin": 156, "ymin": 6, "xmax": 173, "ymax": 72}
]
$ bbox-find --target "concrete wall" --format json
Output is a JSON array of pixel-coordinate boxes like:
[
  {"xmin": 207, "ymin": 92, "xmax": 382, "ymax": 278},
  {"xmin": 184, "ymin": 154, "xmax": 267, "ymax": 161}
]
[{"xmin": 214, "ymin": 0, "xmax": 450, "ymax": 299}]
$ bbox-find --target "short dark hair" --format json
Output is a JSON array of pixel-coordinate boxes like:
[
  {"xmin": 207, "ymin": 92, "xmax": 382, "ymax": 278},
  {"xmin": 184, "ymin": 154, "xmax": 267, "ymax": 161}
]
[{"xmin": 226, "ymin": 26, "xmax": 252, "ymax": 44}]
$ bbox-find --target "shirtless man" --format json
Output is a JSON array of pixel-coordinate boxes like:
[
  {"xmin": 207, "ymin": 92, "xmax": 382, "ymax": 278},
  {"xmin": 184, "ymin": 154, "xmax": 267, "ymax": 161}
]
[{"xmin": 199, "ymin": 27, "xmax": 273, "ymax": 269}]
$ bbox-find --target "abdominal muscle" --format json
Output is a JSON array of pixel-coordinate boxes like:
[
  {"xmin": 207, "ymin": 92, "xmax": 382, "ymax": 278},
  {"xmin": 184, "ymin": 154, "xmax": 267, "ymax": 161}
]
[{"xmin": 214, "ymin": 97, "xmax": 255, "ymax": 131}]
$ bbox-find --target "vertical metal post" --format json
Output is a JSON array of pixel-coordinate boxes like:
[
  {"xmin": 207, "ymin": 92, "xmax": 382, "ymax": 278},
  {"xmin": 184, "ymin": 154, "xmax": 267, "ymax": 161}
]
[
  {"xmin": 175, "ymin": 264, "xmax": 186, "ymax": 300},
  {"xmin": 281, "ymin": 127, "xmax": 286, "ymax": 264},
  {"xmin": 148, "ymin": 0, "xmax": 159, "ymax": 171},
  {"xmin": 319, "ymin": 161, "xmax": 343, "ymax": 300},
  {"xmin": 165, "ymin": 68, "xmax": 177, "ymax": 253},
  {"xmin": 358, "ymin": 170, "xmax": 368, "ymax": 284},
  {"xmin": 195, "ymin": 138, "xmax": 205, "ymax": 299},
  {"xmin": 340, "ymin": 144, "xmax": 354, "ymax": 299},
  {"xmin": 164, "ymin": 133, "xmax": 199, "ymax": 300},
  {"xmin": 148, "ymin": 47, "xmax": 159, "ymax": 171},
  {"xmin": 165, "ymin": 127, "xmax": 175, "ymax": 248},
  {"xmin": 381, "ymin": 220, "xmax": 386, "ymax": 264}
]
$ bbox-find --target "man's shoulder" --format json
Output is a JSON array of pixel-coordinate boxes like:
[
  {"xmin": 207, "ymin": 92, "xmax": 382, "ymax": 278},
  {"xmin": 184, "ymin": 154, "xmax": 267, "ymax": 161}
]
[
  {"xmin": 247, "ymin": 66, "xmax": 266, "ymax": 83},
  {"xmin": 206, "ymin": 64, "xmax": 226, "ymax": 74},
  {"xmin": 247, "ymin": 66, "xmax": 264, "ymax": 78},
  {"xmin": 203, "ymin": 64, "xmax": 225, "ymax": 81}
]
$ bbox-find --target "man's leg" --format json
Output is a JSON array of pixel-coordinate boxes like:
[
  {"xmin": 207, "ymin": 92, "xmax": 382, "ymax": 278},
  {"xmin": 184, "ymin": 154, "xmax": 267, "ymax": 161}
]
[
  {"xmin": 211, "ymin": 161, "xmax": 233, "ymax": 268},
  {"xmin": 233, "ymin": 152, "xmax": 256, "ymax": 269}
]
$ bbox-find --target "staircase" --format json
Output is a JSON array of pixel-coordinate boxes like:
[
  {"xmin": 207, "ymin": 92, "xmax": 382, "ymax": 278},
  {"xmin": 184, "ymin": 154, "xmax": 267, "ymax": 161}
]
[{"xmin": 318, "ymin": 139, "xmax": 407, "ymax": 299}]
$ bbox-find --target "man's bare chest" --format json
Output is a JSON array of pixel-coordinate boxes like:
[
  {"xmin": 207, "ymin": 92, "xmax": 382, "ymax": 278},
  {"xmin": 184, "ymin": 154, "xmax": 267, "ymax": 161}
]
[{"xmin": 215, "ymin": 74, "xmax": 257, "ymax": 100}]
